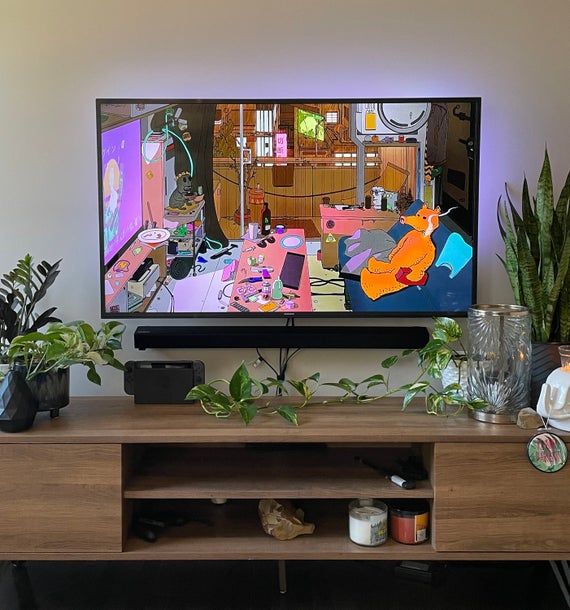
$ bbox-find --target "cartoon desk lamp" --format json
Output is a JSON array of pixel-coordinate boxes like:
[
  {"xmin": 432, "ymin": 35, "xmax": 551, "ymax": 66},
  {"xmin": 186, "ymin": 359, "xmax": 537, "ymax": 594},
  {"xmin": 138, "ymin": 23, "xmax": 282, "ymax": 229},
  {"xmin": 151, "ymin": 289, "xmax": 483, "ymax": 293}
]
[{"xmin": 536, "ymin": 346, "xmax": 570, "ymax": 431}]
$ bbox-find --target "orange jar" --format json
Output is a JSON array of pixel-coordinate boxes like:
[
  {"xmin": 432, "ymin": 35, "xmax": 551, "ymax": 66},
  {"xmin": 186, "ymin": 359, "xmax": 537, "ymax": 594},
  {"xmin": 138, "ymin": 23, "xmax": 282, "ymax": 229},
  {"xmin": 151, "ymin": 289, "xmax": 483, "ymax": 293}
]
[{"xmin": 389, "ymin": 500, "xmax": 429, "ymax": 545}]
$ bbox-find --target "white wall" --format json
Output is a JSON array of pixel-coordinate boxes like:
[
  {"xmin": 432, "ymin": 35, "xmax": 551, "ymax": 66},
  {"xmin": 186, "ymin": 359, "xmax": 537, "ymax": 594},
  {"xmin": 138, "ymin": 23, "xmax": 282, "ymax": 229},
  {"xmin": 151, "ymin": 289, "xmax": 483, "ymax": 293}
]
[{"xmin": 1, "ymin": 0, "xmax": 569, "ymax": 396}]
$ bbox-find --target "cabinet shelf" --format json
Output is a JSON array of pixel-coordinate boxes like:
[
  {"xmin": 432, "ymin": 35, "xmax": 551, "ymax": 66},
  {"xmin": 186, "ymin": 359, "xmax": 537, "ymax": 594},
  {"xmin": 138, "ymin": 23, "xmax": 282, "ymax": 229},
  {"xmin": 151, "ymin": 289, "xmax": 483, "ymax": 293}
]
[
  {"xmin": 124, "ymin": 446, "xmax": 433, "ymax": 500},
  {"xmin": 124, "ymin": 500, "xmax": 436, "ymax": 560}
]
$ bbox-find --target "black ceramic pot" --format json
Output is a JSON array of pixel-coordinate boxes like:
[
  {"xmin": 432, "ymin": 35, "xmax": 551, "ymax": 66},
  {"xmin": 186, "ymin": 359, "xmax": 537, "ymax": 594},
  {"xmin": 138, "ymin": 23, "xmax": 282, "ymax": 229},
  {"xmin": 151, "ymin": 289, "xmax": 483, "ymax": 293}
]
[
  {"xmin": 0, "ymin": 369, "xmax": 38, "ymax": 433},
  {"xmin": 531, "ymin": 342, "xmax": 562, "ymax": 407},
  {"xmin": 27, "ymin": 368, "xmax": 70, "ymax": 418}
]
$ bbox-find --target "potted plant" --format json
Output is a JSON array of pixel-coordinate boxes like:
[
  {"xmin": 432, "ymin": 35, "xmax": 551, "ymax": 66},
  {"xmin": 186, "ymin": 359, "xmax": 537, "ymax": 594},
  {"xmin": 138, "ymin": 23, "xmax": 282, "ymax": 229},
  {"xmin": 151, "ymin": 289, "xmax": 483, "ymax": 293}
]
[
  {"xmin": 6, "ymin": 321, "xmax": 125, "ymax": 417},
  {"xmin": 0, "ymin": 255, "xmax": 61, "ymax": 374},
  {"xmin": 497, "ymin": 149, "xmax": 570, "ymax": 403}
]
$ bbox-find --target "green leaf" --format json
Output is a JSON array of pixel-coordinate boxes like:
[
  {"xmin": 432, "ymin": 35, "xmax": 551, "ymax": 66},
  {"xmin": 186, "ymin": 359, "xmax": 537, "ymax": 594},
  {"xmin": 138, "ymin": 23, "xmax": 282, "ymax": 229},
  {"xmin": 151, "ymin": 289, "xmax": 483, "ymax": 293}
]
[
  {"xmin": 536, "ymin": 150, "xmax": 555, "ymax": 289},
  {"xmin": 401, "ymin": 348, "xmax": 416, "ymax": 356},
  {"xmin": 323, "ymin": 378, "xmax": 356, "ymax": 392},
  {"xmin": 515, "ymin": 214, "xmax": 546, "ymax": 340},
  {"xmin": 402, "ymin": 381, "xmax": 430, "ymax": 409},
  {"xmin": 276, "ymin": 405, "xmax": 298, "ymax": 425},
  {"xmin": 288, "ymin": 379, "xmax": 307, "ymax": 396},
  {"xmin": 229, "ymin": 362, "xmax": 252, "ymax": 401},
  {"xmin": 238, "ymin": 402, "xmax": 258, "ymax": 425},
  {"xmin": 381, "ymin": 355, "xmax": 398, "ymax": 369},
  {"xmin": 265, "ymin": 377, "xmax": 289, "ymax": 394},
  {"xmin": 521, "ymin": 177, "xmax": 540, "ymax": 265},
  {"xmin": 360, "ymin": 373, "xmax": 386, "ymax": 389},
  {"xmin": 555, "ymin": 170, "xmax": 570, "ymax": 245},
  {"xmin": 86, "ymin": 365, "xmax": 101, "ymax": 385},
  {"xmin": 545, "ymin": 234, "xmax": 570, "ymax": 338},
  {"xmin": 432, "ymin": 317, "xmax": 462, "ymax": 342},
  {"xmin": 306, "ymin": 372, "xmax": 321, "ymax": 384}
]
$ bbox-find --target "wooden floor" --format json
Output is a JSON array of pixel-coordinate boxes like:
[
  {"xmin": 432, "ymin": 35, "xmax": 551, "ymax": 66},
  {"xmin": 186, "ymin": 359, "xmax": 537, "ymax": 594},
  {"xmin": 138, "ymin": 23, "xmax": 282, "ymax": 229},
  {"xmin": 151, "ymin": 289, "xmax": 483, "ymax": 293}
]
[{"xmin": 0, "ymin": 560, "xmax": 565, "ymax": 609}]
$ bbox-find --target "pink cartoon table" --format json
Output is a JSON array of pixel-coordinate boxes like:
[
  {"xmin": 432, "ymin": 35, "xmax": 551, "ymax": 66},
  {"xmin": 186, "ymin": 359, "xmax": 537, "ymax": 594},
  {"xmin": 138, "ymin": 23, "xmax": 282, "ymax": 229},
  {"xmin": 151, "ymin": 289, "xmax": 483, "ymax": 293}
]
[{"xmin": 229, "ymin": 228, "xmax": 313, "ymax": 313}]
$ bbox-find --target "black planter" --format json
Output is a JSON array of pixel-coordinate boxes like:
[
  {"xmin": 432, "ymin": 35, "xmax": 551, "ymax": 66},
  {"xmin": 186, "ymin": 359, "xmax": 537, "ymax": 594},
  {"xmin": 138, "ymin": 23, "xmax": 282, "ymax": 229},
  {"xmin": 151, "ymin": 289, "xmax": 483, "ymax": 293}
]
[
  {"xmin": 531, "ymin": 342, "xmax": 562, "ymax": 407},
  {"xmin": 27, "ymin": 368, "xmax": 70, "ymax": 418},
  {"xmin": 0, "ymin": 369, "xmax": 38, "ymax": 433}
]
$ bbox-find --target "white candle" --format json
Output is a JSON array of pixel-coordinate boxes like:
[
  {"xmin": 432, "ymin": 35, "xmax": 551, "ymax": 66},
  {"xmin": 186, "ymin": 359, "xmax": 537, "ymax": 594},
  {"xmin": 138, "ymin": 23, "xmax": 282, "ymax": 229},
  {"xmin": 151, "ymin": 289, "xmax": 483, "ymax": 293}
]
[{"xmin": 348, "ymin": 499, "xmax": 388, "ymax": 546}]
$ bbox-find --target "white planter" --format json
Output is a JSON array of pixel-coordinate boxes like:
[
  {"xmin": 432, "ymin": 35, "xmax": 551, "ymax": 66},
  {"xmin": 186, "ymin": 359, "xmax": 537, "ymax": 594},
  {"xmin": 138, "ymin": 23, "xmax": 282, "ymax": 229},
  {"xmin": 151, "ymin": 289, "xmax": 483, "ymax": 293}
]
[{"xmin": 441, "ymin": 359, "xmax": 469, "ymax": 397}]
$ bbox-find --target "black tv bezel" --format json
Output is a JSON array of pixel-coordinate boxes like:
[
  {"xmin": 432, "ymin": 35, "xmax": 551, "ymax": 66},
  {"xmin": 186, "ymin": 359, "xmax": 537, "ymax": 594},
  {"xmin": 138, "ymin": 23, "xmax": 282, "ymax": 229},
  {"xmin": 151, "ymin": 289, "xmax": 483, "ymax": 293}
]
[{"xmin": 96, "ymin": 97, "xmax": 481, "ymax": 320}]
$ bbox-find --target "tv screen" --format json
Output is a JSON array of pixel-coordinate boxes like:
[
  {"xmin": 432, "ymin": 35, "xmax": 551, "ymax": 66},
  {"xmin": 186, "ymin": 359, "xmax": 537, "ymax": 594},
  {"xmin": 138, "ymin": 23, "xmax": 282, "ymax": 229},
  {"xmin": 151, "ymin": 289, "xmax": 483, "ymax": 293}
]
[
  {"xmin": 101, "ymin": 120, "xmax": 143, "ymax": 266},
  {"xmin": 97, "ymin": 99, "xmax": 479, "ymax": 317}
]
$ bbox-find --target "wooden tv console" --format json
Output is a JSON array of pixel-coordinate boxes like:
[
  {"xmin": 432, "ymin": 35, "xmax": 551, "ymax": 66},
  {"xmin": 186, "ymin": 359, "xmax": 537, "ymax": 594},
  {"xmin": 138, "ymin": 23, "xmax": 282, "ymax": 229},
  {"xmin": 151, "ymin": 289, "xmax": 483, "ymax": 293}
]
[{"xmin": 0, "ymin": 397, "xmax": 568, "ymax": 563}]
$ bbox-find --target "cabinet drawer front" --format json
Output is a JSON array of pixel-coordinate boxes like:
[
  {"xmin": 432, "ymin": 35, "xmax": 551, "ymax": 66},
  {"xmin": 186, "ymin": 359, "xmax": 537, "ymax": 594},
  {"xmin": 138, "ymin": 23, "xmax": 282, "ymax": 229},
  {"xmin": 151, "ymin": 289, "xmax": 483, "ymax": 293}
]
[
  {"xmin": 0, "ymin": 444, "xmax": 122, "ymax": 552},
  {"xmin": 434, "ymin": 442, "xmax": 570, "ymax": 552}
]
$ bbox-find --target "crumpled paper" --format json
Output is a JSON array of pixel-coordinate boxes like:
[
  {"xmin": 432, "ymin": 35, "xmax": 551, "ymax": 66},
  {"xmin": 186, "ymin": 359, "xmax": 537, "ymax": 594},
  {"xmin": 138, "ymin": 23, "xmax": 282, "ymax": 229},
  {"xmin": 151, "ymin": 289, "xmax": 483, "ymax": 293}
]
[{"xmin": 258, "ymin": 499, "xmax": 315, "ymax": 540}]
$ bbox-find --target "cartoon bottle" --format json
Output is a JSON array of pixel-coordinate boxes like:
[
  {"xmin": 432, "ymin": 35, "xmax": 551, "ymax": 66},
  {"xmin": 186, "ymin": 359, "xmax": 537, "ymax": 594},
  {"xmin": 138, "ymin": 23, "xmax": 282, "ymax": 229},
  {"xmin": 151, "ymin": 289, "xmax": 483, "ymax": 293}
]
[
  {"xmin": 261, "ymin": 201, "xmax": 271, "ymax": 236},
  {"xmin": 272, "ymin": 278, "xmax": 283, "ymax": 300}
]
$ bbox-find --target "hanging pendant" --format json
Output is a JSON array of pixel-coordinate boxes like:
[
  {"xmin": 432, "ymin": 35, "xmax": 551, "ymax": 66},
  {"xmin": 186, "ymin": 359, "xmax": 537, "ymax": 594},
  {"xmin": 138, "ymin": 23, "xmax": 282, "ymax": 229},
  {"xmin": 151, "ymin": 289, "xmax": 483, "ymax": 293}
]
[{"xmin": 527, "ymin": 429, "xmax": 568, "ymax": 473}]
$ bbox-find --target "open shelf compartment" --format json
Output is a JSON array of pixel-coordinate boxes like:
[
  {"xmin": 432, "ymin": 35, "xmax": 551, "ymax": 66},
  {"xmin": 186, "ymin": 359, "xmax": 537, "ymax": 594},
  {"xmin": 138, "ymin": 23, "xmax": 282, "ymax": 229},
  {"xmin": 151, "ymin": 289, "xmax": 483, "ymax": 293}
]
[
  {"xmin": 124, "ymin": 499, "xmax": 435, "ymax": 560},
  {"xmin": 123, "ymin": 444, "xmax": 434, "ymax": 500}
]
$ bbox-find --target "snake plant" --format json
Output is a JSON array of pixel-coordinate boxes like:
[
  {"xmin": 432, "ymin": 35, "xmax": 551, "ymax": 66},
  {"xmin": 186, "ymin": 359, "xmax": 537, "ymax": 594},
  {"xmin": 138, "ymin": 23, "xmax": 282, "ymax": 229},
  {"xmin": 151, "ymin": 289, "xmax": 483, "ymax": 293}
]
[{"xmin": 497, "ymin": 150, "xmax": 570, "ymax": 342}]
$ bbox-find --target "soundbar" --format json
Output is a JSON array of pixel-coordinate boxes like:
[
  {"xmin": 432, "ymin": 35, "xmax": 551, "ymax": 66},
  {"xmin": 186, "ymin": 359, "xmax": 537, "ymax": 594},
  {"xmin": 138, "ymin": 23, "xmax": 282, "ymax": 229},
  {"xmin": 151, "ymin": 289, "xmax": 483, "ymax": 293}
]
[{"xmin": 134, "ymin": 325, "xmax": 429, "ymax": 350}]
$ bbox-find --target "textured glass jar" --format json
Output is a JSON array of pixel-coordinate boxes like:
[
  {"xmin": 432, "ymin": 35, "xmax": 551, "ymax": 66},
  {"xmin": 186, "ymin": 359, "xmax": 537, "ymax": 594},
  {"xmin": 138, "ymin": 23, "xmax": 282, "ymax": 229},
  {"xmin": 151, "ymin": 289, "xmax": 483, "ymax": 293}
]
[{"xmin": 467, "ymin": 304, "xmax": 531, "ymax": 423}]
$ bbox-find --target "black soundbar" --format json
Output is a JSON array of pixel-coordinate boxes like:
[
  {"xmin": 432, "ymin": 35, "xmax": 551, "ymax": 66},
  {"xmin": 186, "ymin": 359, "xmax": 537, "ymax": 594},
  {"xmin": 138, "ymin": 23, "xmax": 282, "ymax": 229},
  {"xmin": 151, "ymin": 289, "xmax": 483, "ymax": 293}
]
[{"xmin": 134, "ymin": 325, "xmax": 429, "ymax": 350}]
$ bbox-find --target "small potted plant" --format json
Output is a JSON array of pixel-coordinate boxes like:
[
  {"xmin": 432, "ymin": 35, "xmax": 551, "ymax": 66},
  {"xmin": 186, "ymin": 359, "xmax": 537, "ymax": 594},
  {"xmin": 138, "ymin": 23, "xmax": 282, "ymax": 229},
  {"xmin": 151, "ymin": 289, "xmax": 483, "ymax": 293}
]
[
  {"xmin": 6, "ymin": 321, "xmax": 125, "ymax": 417},
  {"xmin": 0, "ymin": 255, "xmax": 61, "ymax": 376}
]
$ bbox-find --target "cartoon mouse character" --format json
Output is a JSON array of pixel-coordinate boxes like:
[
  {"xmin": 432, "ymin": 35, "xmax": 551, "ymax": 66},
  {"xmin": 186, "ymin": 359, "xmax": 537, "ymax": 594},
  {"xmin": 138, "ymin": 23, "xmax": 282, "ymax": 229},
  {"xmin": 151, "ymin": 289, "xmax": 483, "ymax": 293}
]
[
  {"xmin": 169, "ymin": 171, "xmax": 194, "ymax": 209},
  {"xmin": 360, "ymin": 205, "xmax": 456, "ymax": 300}
]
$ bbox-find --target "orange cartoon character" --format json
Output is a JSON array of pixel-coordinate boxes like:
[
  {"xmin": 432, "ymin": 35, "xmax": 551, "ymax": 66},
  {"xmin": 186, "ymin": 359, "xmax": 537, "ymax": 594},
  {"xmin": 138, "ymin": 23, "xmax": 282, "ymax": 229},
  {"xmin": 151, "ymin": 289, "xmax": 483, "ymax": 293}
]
[{"xmin": 361, "ymin": 205, "xmax": 456, "ymax": 300}]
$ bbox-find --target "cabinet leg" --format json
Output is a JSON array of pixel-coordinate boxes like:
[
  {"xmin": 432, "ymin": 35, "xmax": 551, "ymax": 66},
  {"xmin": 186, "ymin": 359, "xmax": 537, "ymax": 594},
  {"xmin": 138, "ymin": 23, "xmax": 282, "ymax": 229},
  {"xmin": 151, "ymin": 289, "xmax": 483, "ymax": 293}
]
[
  {"xmin": 278, "ymin": 560, "xmax": 287, "ymax": 594},
  {"xmin": 550, "ymin": 560, "xmax": 570, "ymax": 609}
]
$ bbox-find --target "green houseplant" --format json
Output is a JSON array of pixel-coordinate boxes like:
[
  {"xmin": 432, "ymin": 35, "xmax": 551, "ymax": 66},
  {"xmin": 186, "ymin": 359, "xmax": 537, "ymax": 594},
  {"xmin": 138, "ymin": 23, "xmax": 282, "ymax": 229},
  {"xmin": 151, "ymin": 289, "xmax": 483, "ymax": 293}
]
[
  {"xmin": 5, "ymin": 321, "xmax": 125, "ymax": 416},
  {"xmin": 0, "ymin": 255, "xmax": 61, "ymax": 368},
  {"xmin": 187, "ymin": 317, "xmax": 485, "ymax": 425},
  {"xmin": 497, "ymin": 149, "xmax": 570, "ymax": 401}
]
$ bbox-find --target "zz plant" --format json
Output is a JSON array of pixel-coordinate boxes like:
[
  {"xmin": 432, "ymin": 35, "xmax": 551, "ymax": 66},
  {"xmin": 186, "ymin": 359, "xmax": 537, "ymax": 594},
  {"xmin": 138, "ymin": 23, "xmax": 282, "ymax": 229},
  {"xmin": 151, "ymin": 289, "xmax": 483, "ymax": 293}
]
[
  {"xmin": 0, "ymin": 255, "xmax": 61, "ymax": 361},
  {"xmin": 187, "ymin": 317, "xmax": 485, "ymax": 425},
  {"xmin": 497, "ymin": 149, "xmax": 570, "ymax": 342}
]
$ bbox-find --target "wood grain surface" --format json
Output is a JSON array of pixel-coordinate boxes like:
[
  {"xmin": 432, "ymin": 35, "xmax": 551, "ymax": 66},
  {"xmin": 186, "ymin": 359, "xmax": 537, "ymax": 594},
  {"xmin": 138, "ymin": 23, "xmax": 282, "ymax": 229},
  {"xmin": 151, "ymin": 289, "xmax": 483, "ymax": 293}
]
[
  {"xmin": 1, "ymin": 397, "xmax": 566, "ymax": 444},
  {"xmin": 0, "ymin": 444, "xmax": 123, "ymax": 552},
  {"xmin": 434, "ymin": 442, "xmax": 570, "ymax": 552}
]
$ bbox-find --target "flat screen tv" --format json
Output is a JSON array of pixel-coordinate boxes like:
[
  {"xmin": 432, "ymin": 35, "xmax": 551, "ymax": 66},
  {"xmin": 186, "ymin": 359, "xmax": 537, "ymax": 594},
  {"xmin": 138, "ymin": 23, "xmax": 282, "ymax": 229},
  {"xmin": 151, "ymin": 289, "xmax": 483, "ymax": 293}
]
[{"xmin": 97, "ymin": 99, "xmax": 480, "ymax": 318}]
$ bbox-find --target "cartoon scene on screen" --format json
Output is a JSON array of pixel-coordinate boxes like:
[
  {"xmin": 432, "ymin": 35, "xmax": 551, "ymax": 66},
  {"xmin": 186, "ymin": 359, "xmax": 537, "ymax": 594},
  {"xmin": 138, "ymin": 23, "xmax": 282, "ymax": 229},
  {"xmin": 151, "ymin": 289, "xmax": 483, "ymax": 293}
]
[{"xmin": 99, "ymin": 101, "xmax": 476, "ymax": 314}]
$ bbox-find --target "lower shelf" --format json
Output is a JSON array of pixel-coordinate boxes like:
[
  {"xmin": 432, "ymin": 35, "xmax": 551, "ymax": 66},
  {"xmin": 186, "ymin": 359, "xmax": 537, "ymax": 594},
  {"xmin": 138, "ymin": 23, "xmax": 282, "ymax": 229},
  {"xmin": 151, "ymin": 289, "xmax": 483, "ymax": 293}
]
[{"xmin": 125, "ymin": 499, "xmax": 436, "ymax": 560}]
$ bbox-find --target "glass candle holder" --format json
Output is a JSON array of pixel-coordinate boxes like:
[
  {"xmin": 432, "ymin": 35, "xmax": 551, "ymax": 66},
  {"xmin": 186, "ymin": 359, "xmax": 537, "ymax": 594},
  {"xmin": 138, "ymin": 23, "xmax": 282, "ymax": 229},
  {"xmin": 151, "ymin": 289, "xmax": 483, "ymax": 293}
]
[{"xmin": 467, "ymin": 304, "xmax": 531, "ymax": 423}]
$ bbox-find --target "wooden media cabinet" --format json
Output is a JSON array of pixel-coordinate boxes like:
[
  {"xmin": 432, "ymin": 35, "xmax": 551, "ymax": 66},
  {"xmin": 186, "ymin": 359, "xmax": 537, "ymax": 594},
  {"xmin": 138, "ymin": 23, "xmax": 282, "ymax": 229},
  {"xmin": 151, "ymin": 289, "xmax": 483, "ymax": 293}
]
[{"xmin": 0, "ymin": 397, "xmax": 569, "ymax": 563}]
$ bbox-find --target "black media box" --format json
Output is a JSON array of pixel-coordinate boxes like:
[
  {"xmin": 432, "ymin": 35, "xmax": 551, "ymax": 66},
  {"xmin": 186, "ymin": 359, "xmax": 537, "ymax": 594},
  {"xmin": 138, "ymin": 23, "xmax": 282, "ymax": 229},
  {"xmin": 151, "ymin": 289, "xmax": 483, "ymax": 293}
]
[{"xmin": 124, "ymin": 361, "xmax": 205, "ymax": 404}]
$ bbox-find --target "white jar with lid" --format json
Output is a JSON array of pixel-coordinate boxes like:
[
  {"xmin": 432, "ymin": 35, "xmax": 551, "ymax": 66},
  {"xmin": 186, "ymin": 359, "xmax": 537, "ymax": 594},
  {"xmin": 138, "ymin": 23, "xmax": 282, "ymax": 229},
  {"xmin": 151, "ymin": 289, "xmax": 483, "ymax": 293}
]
[{"xmin": 348, "ymin": 499, "xmax": 388, "ymax": 546}]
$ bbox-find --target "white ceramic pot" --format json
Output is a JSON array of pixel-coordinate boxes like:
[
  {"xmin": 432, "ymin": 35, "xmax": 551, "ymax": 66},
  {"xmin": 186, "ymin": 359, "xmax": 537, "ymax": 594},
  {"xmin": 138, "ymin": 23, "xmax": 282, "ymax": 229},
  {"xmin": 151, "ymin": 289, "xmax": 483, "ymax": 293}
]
[{"xmin": 441, "ymin": 358, "xmax": 469, "ymax": 397}]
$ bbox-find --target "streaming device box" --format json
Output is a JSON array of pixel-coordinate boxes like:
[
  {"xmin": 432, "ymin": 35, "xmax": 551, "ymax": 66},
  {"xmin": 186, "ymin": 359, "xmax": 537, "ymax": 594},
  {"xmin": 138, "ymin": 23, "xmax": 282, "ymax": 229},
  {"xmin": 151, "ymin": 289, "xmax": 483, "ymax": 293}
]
[{"xmin": 124, "ymin": 360, "xmax": 205, "ymax": 404}]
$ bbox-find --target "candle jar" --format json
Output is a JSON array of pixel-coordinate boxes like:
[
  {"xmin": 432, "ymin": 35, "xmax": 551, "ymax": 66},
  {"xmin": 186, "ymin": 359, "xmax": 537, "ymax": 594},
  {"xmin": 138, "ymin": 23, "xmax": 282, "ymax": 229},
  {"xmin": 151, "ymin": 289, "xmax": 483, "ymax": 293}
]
[
  {"xmin": 467, "ymin": 304, "xmax": 531, "ymax": 423},
  {"xmin": 348, "ymin": 499, "xmax": 387, "ymax": 547}
]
